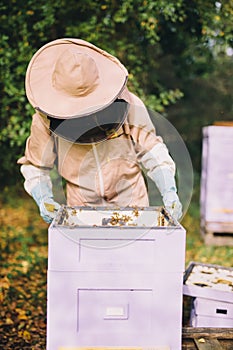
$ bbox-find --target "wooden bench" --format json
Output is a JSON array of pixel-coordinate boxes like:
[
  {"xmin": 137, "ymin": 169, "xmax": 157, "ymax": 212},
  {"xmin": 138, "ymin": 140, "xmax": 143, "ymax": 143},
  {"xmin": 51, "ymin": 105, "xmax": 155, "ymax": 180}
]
[{"xmin": 182, "ymin": 327, "xmax": 233, "ymax": 349}]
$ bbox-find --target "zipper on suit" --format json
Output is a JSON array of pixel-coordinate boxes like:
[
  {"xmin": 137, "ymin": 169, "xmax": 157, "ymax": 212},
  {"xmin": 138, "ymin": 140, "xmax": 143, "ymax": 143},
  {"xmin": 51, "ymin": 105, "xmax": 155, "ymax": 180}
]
[{"xmin": 92, "ymin": 143, "xmax": 105, "ymax": 198}]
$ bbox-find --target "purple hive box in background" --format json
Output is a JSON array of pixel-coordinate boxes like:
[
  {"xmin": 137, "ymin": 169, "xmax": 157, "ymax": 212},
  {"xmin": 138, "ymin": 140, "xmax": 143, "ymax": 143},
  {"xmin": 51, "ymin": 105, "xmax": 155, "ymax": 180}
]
[
  {"xmin": 47, "ymin": 206, "xmax": 186, "ymax": 350},
  {"xmin": 190, "ymin": 298, "xmax": 233, "ymax": 328},
  {"xmin": 200, "ymin": 124, "xmax": 233, "ymax": 245},
  {"xmin": 183, "ymin": 262, "xmax": 233, "ymax": 328}
]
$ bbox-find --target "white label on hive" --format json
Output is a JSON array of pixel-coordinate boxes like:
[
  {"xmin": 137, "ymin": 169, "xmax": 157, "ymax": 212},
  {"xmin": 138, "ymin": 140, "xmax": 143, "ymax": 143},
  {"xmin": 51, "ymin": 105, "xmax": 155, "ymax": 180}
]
[
  {"xmin": 106, "ymin": 306, "xmax": 125, "ymax": 316},
  {"xmin": 104, "ymin": 305, "xmax": 129, "ymax": 319}
]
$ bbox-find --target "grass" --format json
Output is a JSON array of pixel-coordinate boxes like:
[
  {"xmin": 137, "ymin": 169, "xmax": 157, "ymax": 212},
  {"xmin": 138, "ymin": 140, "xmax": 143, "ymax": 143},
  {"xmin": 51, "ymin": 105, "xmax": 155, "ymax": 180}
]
[
  {"xmin": 0, "ymin": 184, "xmax": 232, "ymax": 348},
  {"xmin": 182, "ymin": 201, "xmax": 233, "ymax": 268}
]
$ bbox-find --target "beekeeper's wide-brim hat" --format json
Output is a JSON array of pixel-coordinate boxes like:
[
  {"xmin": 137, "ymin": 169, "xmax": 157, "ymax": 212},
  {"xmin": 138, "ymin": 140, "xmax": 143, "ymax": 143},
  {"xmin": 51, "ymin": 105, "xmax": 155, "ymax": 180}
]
[{"xmin": 25, "ymin": 38, "xmax": 128, "ymax": 119}]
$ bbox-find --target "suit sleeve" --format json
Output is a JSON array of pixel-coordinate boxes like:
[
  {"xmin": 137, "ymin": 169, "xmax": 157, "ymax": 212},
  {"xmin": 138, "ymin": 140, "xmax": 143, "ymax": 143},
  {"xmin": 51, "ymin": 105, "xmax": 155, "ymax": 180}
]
[
  {"xmin": 127, "ymin": 93, "xmax": 175, "ymax": 174},
  {"xmin": 17, "ymin": 113, "xmax": 57, "ymax": 195},
  {"xmin": 17, "ymin": 112, "xmax": 57, "ymax": 168}
]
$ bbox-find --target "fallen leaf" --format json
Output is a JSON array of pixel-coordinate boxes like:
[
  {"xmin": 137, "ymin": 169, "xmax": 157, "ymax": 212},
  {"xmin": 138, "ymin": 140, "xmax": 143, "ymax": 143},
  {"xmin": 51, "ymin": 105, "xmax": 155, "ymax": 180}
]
[{"xmin": 6, "ymin": 317, "xmax": 14, "ymax": 325}]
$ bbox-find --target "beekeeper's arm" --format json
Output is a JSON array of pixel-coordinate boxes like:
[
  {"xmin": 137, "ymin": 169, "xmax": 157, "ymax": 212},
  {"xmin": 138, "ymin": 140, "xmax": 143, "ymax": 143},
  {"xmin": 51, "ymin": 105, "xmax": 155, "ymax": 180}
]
[
  {"xmin": 140, "ymin": 143, "xmax": 182, "ymax": 220},
  {"xmin": 17, "ymin": 113, "xmax": 60, "ymax": 223},
  {"xmin": 128, "ymin": 93, "xmax": 182, "ymax": 220}
]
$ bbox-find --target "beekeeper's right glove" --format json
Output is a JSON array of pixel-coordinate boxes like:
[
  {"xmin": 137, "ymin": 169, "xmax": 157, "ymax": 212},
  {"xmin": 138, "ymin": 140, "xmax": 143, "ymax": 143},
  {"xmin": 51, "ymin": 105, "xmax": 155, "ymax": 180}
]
[{"xmin": 20, "ymin": 164, "xmax": 60, "ymax": 223}]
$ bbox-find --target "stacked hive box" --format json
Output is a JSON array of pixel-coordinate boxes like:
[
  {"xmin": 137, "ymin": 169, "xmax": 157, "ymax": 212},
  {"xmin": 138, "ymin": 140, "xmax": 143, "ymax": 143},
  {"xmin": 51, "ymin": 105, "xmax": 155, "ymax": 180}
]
[
  {"xmin": 183, "ymin": 262, "xmax": 233, "ymax": 328},
  {"xmin": 47, "ymin": 206, "xmax": 186, "ymax": 350},
  {"xmin": 200, "ymin": 124, "xmax": 233, "ymax": 245}
]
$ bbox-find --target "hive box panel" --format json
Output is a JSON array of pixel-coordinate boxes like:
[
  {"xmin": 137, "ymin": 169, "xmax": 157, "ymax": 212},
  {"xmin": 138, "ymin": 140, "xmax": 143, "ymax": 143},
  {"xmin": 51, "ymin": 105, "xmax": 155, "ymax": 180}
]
[
  {"xmin": 47, "ymin": 206, "xmax": 186, "ymax": 350},
  {"xmin": 48, "ymin": 207, "xmax": 185, "ymax": 273},
  {"xmin": 200, "ymin": 125, "xmax": 233, "ymax": 244},
  {"xmin": 194, "ymin": 297, "xmax": 233, "ymax": 319},
  {"xmin": 190, "ymin": 297, "xmax": 233, "ymax": 328},
  {"xmin": 183, "ymin": 262, "xmax": 233, "ymax": 328},
  {"xmin": 47, "ymin": 271, "xmax": 184, "ymax": 349},
  {"xmin": 183, "ymin": 262, "xmax": 233, "ymax": 303},
  {"xmin": 48, "ymin": 228, "xmax": 185, "ymax": 273},
  {"xmin": 190, "ymin": 311, "xmax": 233, "ymax": 328}
]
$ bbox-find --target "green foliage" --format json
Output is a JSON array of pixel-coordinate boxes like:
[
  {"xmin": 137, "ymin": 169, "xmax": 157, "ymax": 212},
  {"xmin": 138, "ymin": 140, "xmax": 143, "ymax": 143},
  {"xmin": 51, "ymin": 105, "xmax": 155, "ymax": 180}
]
[
  {"xmin": 0, "ymin": 0, "xmax": 63, "ymax": 184},
  {"xmin": 167, "ymin": 55, "xmax": 233, "ymax": 171},
  {"xmin": 1, "ymin": 0, "xmax": 233, "ymax": 185}
]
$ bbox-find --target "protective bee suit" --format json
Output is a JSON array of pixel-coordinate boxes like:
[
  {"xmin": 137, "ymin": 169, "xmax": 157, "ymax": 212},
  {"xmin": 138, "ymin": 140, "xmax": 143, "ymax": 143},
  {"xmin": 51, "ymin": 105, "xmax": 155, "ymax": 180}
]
[{"xmin": 18, "ymin": 38, "xmax": 182, "ymax": 223}]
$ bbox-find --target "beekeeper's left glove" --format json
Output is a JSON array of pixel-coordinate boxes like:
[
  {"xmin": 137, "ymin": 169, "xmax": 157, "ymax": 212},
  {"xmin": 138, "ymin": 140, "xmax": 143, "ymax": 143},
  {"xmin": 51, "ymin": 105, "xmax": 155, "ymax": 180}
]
[
  {"xmin": 162, "ymin": 190, "xmax": 182, "ymax": 221},
  {"xmin": 140, "ymin": 143, "xmax": 182, "ymax": 221},
  {"xmin": 151, "ymin": 167, "xmax": 182, "ymax": 220},
  {"xmin": 31, "ymin": 182, "xmax": 60, "ymax": 223}
]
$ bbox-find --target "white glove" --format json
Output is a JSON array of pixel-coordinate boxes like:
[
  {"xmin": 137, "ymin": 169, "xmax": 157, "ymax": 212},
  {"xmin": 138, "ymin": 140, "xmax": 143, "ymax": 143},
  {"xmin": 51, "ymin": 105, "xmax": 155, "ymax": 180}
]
[
  {"xmin": 20, "ymin": 164, "xmax": 60, "ymax": 223},
  {"xmin": 31, "ymin": 182, "xmax": 60, "ymax": 223},
  {"xmin": 149, "ymin": 167, "xmax": 182, "ymax": 220},
  {"xmin": 163, "ymin": 190, "xmax": 182, "ymax": 220}
]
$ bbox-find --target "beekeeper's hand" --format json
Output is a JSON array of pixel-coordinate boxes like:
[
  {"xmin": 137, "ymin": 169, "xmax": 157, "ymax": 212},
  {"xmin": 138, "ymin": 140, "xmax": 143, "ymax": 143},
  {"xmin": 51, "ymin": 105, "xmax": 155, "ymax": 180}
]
[
  {"xmin": 31, "ymin": 182, "xmax": 60, "ymax": 224},
  {"xmin": 150, "ymin": 167, "xmax": 182, "ymax": 221},
  {"xmin": 162, "ymin": 190, "xmax": 182, "ymax": 221},
  {"xmin": 20, "ymin": 164, "xmax": 61, "ymax": 223}
]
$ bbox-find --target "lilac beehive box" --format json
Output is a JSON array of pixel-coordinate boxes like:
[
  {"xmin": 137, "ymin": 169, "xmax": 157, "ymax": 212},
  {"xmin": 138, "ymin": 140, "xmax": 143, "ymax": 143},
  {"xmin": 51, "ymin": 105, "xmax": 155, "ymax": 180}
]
[
  {"xmin": 47, "ymin": 206, "xmax": 186, "ymax": 350},
  {"xmin": 200, "ymin": 125, "xmax": 233, "ymax": 244},
  {"xmin": 183, "ymin": 262, "xmax": 233, "ymax": 328},
  {"xmin": 183, "ymin": 262, "xmax": 233, "ymax": 303},
  {"xmin": 190, "ymin": 298, "xmax": 233, "ymax": 328}
]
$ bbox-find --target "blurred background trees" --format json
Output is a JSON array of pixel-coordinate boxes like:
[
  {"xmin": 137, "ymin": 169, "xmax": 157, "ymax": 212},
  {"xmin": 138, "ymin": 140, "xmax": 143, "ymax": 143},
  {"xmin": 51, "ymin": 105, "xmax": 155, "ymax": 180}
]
[{"xmin": 1, "ymin": 0, "xmax": 233, "ymax": 186}]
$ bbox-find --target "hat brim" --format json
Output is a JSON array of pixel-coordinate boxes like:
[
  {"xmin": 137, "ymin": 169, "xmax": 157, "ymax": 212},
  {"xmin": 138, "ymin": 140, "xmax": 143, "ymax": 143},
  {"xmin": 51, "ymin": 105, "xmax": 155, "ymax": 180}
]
[{"xmin": 25, "ymin": 38, "xmax": 128, "ymax": 118}]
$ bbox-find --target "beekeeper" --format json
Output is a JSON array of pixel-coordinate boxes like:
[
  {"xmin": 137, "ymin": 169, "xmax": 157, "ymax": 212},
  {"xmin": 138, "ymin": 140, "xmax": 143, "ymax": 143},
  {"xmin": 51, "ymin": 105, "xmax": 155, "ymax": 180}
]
[{"xmin": 18, "ymin": 38, "xmax": 182, "ymax": 223}]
